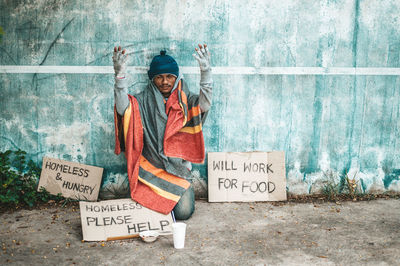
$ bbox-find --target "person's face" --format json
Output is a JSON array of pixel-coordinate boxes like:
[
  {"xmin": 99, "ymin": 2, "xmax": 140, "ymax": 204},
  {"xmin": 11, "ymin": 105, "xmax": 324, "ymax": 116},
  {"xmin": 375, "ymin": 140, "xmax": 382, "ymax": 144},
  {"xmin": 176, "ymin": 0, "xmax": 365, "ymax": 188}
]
[{"xmin": 153, "ymin": 74, "xmax": 177, "ymax": 97}]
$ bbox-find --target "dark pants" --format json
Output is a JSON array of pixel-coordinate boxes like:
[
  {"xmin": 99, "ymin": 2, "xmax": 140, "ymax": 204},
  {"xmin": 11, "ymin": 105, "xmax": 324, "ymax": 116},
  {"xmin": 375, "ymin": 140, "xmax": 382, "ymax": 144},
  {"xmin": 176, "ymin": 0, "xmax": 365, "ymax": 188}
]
[{"xmin": 173, "ymin": 185, "xmax": 195, "ymax": 220}]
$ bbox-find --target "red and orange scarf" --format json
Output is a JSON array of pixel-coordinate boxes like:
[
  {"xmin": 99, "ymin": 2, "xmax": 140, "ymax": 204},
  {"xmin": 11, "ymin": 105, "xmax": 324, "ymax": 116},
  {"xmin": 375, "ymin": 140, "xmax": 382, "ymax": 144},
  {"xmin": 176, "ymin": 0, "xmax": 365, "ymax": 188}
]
[{"xmin": 114, "ymin": 80, "xmax": 205, "ymax": 214}]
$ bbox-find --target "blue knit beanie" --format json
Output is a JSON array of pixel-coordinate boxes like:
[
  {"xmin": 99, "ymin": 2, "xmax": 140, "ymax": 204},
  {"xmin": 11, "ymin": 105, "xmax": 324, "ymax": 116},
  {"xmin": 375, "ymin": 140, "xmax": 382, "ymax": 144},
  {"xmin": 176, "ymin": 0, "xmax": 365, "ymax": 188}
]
[{"xmin": 148, "ymin": 50, "xmax": 179, "ymax": 80}]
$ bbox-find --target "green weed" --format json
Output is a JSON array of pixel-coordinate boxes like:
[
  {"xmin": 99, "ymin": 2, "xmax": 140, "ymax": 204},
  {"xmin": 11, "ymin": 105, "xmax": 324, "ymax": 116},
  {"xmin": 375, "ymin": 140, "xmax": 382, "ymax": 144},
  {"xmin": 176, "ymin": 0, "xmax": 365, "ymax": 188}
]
[
  {"xmin": 0, "ymin": 150, "xmax": 63, "ymax": 208},
  {"xmin": 321, "ymin": 170, "xmax": 341, "ymax": 200},
  {"xmin": 321, "ymin": 170, "xmax": 364, "ymax": 201}
]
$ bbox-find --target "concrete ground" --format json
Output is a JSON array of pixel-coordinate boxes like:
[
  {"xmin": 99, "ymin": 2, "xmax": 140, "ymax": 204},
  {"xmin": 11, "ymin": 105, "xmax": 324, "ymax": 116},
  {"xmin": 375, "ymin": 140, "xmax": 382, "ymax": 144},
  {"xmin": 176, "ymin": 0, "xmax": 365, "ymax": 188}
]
[{"xmin": 0, "ymin": 199, "xmax": 399, "ymax": 265}]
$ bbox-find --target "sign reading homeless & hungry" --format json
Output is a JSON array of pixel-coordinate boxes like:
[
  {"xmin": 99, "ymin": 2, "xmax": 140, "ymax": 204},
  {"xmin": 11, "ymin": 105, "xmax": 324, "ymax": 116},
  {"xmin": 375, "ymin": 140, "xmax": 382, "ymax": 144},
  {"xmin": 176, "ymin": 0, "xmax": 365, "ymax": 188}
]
[
  {"xmin": 38, "ymin": 157, "xmax": 103, "ymax": 201},
  {"xmin": 80, "ymin": 199, "xmax": 173, "ymax": 241},
  {"xmin": 208, "ymin": 151, "xmax": 287, "ymax": 202}
]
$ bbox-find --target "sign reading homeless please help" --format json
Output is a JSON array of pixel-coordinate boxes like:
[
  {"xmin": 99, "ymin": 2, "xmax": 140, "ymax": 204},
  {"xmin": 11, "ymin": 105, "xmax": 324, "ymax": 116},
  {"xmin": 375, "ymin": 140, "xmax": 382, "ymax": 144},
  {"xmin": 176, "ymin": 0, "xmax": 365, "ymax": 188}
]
[
  {"xmin": 37, "ymin": 157, "xmax": 103, "ymax": 201},
  {"xmin": 80, "ymin": 199, "xmax": 173, "ymax": 241},
  {"xmin": 208, "ymin": 151, "xmax": 287, "ymax": 202}
]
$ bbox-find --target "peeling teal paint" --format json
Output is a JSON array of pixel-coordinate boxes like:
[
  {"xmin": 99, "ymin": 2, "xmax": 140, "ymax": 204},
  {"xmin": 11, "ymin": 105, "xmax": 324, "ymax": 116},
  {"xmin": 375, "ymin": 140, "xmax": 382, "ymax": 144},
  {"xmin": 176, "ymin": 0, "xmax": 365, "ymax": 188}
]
[
  {"xmin": 305, "ymin": 78, "xmax": 324, "ymax": 175},
  {"xmin": 383, "ymin": 169, "xmax": 400, "ymax": 189},
  {"xmin": 1, "ymin": 0, "xmax": 400, "ymax": 195},
  {"xmin": 352, "ymin": 0, "xmax": 360, "ymax": 68}
]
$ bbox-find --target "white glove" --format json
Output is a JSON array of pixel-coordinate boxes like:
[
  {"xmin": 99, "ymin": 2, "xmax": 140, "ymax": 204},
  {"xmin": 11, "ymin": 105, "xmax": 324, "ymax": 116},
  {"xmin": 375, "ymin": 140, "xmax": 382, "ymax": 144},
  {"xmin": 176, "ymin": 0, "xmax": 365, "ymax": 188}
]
[
  {"xmin": 192, "ymin": 44, "xmax": 211, "ymax": 72},
  {"xmin": 112, "ymin": 46, "xmax": 128, "ymax": 77},
  {"xmin": 193, "ymin": 44, "xmax": 212, "ymax": 112}
]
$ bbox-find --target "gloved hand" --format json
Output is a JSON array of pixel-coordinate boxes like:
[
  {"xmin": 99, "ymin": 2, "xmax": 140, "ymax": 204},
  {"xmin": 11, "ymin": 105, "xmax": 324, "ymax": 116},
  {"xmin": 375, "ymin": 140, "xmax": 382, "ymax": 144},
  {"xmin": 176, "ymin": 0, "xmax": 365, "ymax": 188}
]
[
  {"xmin": 193, "ymin": 44, "xmax": 211, "ymax": 72},
  {"xmin": 193, "ymin": 44, "xmax": 212, "ymax": 112},
  {"xmin": 112, "ymin": 46, "xmax": 128, "ymax": 77}
]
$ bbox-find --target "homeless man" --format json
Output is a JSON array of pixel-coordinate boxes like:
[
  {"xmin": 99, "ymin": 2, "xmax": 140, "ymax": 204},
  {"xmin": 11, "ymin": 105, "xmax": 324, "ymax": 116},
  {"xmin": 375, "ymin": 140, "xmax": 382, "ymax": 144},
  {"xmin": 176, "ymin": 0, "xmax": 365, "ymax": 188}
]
[{"xmin": 113, "ymin": 44, "xmax": 212, "ymax": 220}]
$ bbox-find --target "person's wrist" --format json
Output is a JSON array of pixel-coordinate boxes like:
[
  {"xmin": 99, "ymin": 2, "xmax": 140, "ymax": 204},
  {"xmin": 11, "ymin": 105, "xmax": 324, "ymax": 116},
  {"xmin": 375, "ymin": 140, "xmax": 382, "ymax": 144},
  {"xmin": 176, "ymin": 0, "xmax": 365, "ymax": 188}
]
[
  {"xmin": 115, "ymin": 73, "xmax": 125, "ymax": 79},
  {"xmin": 114, "ymin": 65, "xmax": 126, "ymax": 76},
  {"xmin": 201, "ymin": 63, "xmax": 211, "ymax": 71},
  {"xmin": 200, "ymin": 67, "xmax": 212, "ymax": 77},
  {"xmin": 200, "ymin": 69, "xmax": 212, "ymax": 83}
]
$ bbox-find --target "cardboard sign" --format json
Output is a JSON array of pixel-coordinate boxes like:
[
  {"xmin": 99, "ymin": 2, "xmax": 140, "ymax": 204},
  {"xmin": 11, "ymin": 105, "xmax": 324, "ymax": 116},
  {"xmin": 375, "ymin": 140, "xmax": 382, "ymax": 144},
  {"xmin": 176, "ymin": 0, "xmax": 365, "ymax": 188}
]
[
  {"xmin": 79, "ymin": 199, "xmax": 173, "ymax": 241},
  {"xmin": 38, "ymin": 157, "xmax": 103, "ymax": 201},
  {"xmin": 208, "ymin": 151, "xmax": 287, "ymax": 202}
]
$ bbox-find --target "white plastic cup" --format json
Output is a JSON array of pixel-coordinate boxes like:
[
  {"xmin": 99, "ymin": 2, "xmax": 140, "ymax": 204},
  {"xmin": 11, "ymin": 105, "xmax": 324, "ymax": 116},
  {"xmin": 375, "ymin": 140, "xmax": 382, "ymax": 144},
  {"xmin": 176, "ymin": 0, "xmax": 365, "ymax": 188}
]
[{"xmin": 172, "ymin": 222, "xmax": 187, "ymax": 249}]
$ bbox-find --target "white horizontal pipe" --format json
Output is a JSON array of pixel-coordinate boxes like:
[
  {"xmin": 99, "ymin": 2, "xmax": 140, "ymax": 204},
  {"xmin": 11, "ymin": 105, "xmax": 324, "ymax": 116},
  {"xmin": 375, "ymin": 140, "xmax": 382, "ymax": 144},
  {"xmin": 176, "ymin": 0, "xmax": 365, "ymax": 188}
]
[{"xmin": 1, "ymin": 65, "xmax": 400, "ymax": 75}]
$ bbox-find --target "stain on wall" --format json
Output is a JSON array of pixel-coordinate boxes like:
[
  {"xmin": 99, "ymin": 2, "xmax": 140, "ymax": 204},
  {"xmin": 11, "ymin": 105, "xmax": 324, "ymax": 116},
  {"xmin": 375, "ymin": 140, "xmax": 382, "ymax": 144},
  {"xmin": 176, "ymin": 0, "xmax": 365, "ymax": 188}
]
[{"xmin": 1, "ymin": 0, "xmax": 400, "ymax": 196}]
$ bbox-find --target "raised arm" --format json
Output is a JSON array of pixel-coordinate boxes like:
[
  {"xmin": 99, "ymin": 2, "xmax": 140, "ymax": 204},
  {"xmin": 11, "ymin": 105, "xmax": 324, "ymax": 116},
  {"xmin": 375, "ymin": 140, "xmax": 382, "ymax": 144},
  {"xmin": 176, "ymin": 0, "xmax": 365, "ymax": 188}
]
[
  {"xmin": 113, "ymin": 46, "xmax": 130, "ymax": 116},
  {"xmin": 193, "ymin": 44, "xmax": 213, "ymax": 113}
]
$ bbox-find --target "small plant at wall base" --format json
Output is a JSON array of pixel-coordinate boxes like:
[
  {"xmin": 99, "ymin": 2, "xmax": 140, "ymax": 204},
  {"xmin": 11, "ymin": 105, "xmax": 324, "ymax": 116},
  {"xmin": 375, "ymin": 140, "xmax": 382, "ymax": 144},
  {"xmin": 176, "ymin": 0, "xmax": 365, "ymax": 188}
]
[
  {"xmin": 0, "ymin": 150, "xmax": 63, "ymax": 208},
  {"xmin": 342, "ymin": 172, "xmax": 362, "ymax": 200},
  {"xmin": 321, "ymin": 170, "xmax": 341, "ymax": 200},
  {"xmin": 321, "ymin": 170, "xmax": 365, "ymax": 201}
]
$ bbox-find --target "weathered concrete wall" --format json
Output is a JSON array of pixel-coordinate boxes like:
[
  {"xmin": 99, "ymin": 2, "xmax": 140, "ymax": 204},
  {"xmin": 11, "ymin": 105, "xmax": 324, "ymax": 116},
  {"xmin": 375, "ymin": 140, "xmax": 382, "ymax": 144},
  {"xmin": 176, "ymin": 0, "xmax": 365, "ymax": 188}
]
[{"xmin": 1, "ymin": 0, "xmax": 399, "ymax": 196}]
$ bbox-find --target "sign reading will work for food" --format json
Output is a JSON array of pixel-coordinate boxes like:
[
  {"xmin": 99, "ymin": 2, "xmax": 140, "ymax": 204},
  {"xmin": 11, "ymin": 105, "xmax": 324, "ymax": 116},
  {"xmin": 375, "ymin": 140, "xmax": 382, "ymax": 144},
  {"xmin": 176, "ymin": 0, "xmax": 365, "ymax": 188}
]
[{"xmin": 208, "ymin": 151, "xmax": 287, "ymax": 202}]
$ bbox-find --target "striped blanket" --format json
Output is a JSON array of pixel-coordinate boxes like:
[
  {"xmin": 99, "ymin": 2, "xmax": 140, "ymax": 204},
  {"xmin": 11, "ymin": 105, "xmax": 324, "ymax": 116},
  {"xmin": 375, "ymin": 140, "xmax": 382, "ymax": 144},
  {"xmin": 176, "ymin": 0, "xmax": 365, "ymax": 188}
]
[{"xmin": 114, "ymin": 79, "xmax": 206, "ymax": 214}]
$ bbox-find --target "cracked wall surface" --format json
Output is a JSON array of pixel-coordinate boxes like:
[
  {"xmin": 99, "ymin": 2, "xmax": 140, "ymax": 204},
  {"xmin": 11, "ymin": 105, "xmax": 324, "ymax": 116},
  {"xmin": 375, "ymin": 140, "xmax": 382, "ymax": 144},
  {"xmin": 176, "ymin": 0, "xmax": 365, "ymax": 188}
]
[{"xmin": 1, "ymin": 0, "xmax": 399, "ymax": 196}]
